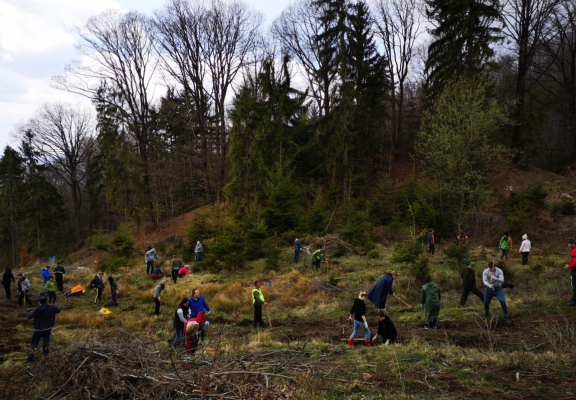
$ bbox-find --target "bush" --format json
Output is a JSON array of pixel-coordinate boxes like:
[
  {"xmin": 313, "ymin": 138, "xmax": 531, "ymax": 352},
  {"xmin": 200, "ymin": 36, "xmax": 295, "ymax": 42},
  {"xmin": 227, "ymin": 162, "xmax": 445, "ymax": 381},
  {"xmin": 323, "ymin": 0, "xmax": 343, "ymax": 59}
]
[
  {"xmin": 495, "ymin": 260, "xmax": 515, "ymax": 281},
  {"xmin": 91, "ymin": 230, "xmax": 109, "ymax": 252},
  {"xmin": 367, "ymin": 249, "xmax": 380, "ymax": 259},
  {"xmin": 263, "ymin": 235, "xmax": 281, "ymax": 269},
  {"xmin": 244, "ymin": 221, "xmax": 268, "ymax": 261},
  {"xmin": 111, "ymin": 224, "xmax": 135, "ymax": 258},
  {"xmin": 527, "ymin": 262, "xmax": 545, "ymax": 277},
  {"xmin": 562, "ymin": 200, "xmax": 576, "ymax": 216},
  {"xmin": 98, "ymin": 256, "xmax": 131, "ymax": 273},
  {"xmin": 411, "ymin": 255, "xmax": 430, "ymax": 283},
  {"xmin": 332, "ymin": 242, "xmax": 347, "ymax": 258},
  {"xmin": 391, "ymin": 240, "xmax": 423, "ymax": 264},
  {"xmin": 281, "ymin": 230, "xmax": 298, "ymax": 246},
  {"xmin": 188, "ymin": 213, "xmax": 214, "ymax": 243}
]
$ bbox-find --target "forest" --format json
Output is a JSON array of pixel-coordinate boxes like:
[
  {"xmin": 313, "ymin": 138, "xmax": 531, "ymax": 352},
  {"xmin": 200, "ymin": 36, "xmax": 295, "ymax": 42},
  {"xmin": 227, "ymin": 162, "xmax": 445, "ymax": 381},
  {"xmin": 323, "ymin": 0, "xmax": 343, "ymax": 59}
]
[{"xmin": 2, "ymin": 0, "xmax": 576, "ymax": 267}]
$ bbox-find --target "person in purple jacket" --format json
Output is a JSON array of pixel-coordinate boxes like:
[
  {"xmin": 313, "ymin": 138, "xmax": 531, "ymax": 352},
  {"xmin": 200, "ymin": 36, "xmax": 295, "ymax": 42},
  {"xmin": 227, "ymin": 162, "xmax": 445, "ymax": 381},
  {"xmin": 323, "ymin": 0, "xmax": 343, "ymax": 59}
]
[{"xmin": 188, "ymin": 288, "xmax": 211, "ymax": 341}]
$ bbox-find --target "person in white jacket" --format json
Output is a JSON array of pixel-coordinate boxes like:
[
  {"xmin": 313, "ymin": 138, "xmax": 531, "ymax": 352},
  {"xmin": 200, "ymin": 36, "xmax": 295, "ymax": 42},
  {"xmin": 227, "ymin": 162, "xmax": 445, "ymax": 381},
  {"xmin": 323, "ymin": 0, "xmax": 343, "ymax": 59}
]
[{"xmin": 519, "ymin": 234, "xmax": 531, "ymax": 265}]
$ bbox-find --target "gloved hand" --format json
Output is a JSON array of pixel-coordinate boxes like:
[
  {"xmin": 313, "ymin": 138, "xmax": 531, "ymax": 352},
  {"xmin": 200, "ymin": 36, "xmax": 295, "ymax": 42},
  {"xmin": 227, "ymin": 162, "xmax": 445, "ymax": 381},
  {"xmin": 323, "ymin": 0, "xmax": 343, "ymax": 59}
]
[
  {"xmin": 364, "ymin": 322, "xmax": 369, "ymax": 330},
  {"xmin": 158, "ymin": 297, "xmax": 161, "ymax": 301},
  {"xmin": 207, "ymin": 311, "xmax": 211, "ymax": 315},
  {"xmin": 421, "ymin": 304, "xmax": 424, "ymax": 308},
  {"xmin": 348, "ymin": 316, "xmax": 352, "ymax": 322},
  {"xmin": 385, "ymin": 339, "xmax": 390, "ymax": 345},
  {"xmin": 489, "ymin": 284, "xmax": 494, "ymax": 289}
]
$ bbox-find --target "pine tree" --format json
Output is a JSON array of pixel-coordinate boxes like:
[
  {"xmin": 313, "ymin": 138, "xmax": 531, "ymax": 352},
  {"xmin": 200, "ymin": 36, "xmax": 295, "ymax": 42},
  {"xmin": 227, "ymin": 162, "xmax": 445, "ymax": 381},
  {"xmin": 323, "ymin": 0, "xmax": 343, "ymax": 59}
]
[{"xmin": 424, "ymin": 0, "xmax": 503, "ymax": 98}]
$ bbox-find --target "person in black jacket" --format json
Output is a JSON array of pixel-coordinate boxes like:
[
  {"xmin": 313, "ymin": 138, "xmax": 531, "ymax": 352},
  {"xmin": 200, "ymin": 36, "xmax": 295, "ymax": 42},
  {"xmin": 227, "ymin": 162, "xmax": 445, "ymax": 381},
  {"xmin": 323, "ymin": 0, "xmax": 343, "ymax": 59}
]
[
  {"xmin": 173, "ymin": 298, "xmax": 189, "ymax": 345},
  {"xmin": 1, "ymin": 268, "xmax": 15, "ymax": 299},
  {"xmin": 460, "ymin": 261, "xmax": 484, "ymax": 307},
  {"xmin": 94, "ymin": 272, "xmax": 105, "ymax": 304},
  {"xmin": 26, "ymin": 297, "xmax": 61, "ymax": 362},
  {"xmin": 17, "ymin": 274, "xmax": 31, "ymax": 307},
  {"xmin": 348, "ymin": 291, "xmax": 371, "ymax": 346},
  {"xmin": 371, "ymin": 312, "xmax": 397, "ymax": 345}
]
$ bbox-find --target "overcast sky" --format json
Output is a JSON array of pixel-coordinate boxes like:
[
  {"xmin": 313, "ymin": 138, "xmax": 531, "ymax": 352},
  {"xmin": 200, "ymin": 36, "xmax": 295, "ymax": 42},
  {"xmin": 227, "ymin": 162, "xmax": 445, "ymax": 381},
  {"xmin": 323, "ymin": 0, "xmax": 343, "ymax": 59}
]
[{"xmin": 0, "ymin": 0, "xmax": 289, "ymax": 150}]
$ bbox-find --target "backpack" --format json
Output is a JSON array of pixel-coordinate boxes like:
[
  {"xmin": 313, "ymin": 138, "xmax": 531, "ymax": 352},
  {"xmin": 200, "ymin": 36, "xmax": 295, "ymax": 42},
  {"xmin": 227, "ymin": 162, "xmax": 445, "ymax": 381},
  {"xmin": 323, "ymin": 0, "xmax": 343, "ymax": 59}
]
[{"xmin": 90, "ymin": 278, "xmax": 99, "ymax": 289}]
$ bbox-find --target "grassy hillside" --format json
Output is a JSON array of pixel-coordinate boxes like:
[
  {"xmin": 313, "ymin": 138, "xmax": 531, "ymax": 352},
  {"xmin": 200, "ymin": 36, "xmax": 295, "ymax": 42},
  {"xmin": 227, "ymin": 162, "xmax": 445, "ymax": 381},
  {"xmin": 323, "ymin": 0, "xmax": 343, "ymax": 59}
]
[{"xmin": 2, "ymin": 238, "xmax": 576, "ymax": 399}]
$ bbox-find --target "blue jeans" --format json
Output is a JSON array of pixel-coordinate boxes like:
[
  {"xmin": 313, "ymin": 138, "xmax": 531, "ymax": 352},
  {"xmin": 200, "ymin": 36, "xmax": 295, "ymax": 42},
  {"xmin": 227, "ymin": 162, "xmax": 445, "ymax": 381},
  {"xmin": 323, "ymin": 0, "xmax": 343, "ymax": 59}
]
[
  {"xmin": 501, "ymin": 249, "xmax": 509, "ymax": 259},
  {"xmin": 294, "ymin": 250, "xmax": 300, "ymax": 263},
  {"xmin": 29, "ymin": 329, "xmax": 51, "ymax": 360},
  {"xmin": 350, "ymin": 320, "xmax": 370, "ymax": 340},
  {"xmin": 174, "ymin": 328, "xmax": 184, "ymax": 342},
  {"xmin": 484, "ymin": 286, "xmax": 508, "ymax": 316},
  {"xmin": 146, "ymin": 260, "xmax": 154, "ymax": 274},
  {"xmin": 111, "ymin": 291, "xmax": 117, "ymax": 304},
  {"xmin": 195, "ymin": 253, "xmax": 201, "ymax": 262}
]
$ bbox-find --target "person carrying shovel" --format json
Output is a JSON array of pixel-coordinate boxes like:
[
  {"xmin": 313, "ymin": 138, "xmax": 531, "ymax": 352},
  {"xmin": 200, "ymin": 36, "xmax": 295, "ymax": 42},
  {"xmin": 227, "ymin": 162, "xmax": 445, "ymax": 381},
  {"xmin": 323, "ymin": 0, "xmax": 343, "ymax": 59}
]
[
  {"xmin": 310, "ymin": 248, "xmax": 325, "ymax": 270},
  {"xmin": 367, "ymin": 272, "xmax": 397, "ymax": 312},
  {"xmin": 252, "ymin": 281, "xmax": 268, "ymax": 328}
]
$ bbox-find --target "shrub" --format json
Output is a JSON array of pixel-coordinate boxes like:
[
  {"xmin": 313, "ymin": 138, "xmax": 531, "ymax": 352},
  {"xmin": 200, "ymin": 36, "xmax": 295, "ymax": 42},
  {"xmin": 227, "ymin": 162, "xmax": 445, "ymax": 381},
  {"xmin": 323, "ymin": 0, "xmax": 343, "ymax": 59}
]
[
  {"xmin": 527, "ymin": 262, "xmax": 545, "ymax": 277},
  {"xmin": 244, "ymin": 221, "xmax": 268, "ymax": 261},
  {"xmin": 263, "ymin": 235, "xmax": 281, "ymax": 270},
  {"xmin": 98, "ymin": 256, "xmax": 130, "ymax": 273},
  {"xmin": 391, "ymin": 240, "xmax": 423, "ymax": 264},
  {"xmin": 368, "ymin": 249, "xmax": 380, "ymax": 259},
  {"xmin": 562, "ymin": 200, "xmax": 576, "ymax": 216},
  {"xmin": 111, "ymin": 224, "xmax": 135, "ymax": 258},
  {"xmin": 188, "ymin": 213, "xmax": 214, "ymax": 243},
  {"xmin": 495, "ymin": 260, "xmax": 515, "ymax": 281},
  {"xmin": 281, "ymin": 230, "xmax": 297, "ymax": 246},
  {"xmin": 91, "ymin": 230, "xmax": 109, "ymax": 252},
  {"xmin": 332, "ymin": 242, "xmax": 347, "ymax": 258},
  {"xmin": 411, "ymin": 255, "xmax": 430, "ymax": 283}
]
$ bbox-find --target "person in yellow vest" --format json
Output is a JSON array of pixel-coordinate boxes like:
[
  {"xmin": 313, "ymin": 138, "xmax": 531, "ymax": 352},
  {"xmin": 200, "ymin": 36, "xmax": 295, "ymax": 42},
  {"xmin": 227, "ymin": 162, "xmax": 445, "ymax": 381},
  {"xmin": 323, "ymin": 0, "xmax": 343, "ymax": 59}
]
[{"xmin": 252, "ymin": 281, "xmax": 268, "ymax": 328}]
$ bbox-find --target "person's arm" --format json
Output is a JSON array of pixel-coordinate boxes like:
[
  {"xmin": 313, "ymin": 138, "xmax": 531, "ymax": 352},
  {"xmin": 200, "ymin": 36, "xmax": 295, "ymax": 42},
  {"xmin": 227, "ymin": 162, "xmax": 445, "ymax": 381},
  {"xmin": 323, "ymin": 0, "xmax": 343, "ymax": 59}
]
[
  {"xmin": 492, "ymin": 269, "xmax": 504, "ymax": 284},
  {"xmin": 253, "ymin": 291, "xmax": 263, "ymax": 305},
  {"xmin": 438, "ymin": 287, "xmax": 441, "ymax": 302},
  {"xmin": 27, "ymin": 308, "xmax": 36, "ymax": 319},
  {"xmin": 177, "ymin": 308, "xmax": 187, "ymax": 324},
  {"xmin": 202, "ymin": 297, "xmax": 211, "ymax": 313},
  {"xmin": 482, "ymin": 270, "xmax": 490, "ymax": 287},
  {"xmin": 420, "ymin": 288, "xmax": 426, "ymax": 306},
  {"xmin": 566, "ymin": 249, "xmax": 576, "ymax": 269},
  {"xmin": 54, "ymin": 306, "xmax": 61, "ymax": 313}
]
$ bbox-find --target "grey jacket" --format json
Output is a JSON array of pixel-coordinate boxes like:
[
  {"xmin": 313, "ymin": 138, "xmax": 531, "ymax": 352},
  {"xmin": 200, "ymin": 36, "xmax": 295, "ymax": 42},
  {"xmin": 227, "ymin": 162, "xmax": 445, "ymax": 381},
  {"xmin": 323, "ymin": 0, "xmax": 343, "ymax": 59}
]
[
  {"xmin": 482, "ymin": 268, "xmax": 504, "ymax": 288},
  {"xmin": 154, "ymin": 281, "xmax": 165, "ymax": 299}
]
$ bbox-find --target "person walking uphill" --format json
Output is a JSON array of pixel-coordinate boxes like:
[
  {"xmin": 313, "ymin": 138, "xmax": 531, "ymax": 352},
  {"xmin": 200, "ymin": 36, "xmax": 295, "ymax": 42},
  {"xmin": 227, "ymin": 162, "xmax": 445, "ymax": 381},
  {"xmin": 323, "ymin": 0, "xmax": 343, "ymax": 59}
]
[
  {"xmin": 460, "ymin": 262, "xmax": 484, "ymax": 307},
  {"xmin": 1, "ymin": 268, "xmax": 15, "ymax": 300},
  {"xmin": 252, "ymin": 281, "xmax": 267, "ymax": 328},
  {"xmin": 367, "ymin": 272, "xmax": 397, "ymax": 312},
  {"xmin": 427, "ymin": 229, "xmax": 435, "ymax": 255},
  {"xmin": 145, "ymin": 247, "xmax": 161, "ymax": 275},
  {"xmin": 564, "ymin": 238, "xmax": 576, "ymax": 306},
  {"xmin": 348, "ymin": 291, "xmax": 371, "ymax": 346},
  {"xmin": 499, "ymin": 232, "xmax": 513, "ymax": 261},
  {"xmin": 310, "ymin": 248, "xmax": 325, "ymax": 270},
  {"xmin": 519, "ymin": 234, "xmax": 531, "ymax": 265},
  {"xmin": 483, "ymin": 262, "xmax": 511, "ymax": 323},
  {"xmin": 171, "ymin": 255, "xmax": 183, "ymax": 284},
  {"xmin": 421, "ymin": 275, "xmax": 441, "ymax": 329},
  {"xmin": 154, "ymin": 281, "xmax": 165, "ymax": 316},
  {"xmin": 294, "ymin": 238, "xmax": 303, "ymax": 263},
  {"xmin": 26, "ymin": 296, "xmax": 61, "ymax": 362},
  {"xmin": 53, "ymin": 262, "xmax": 65, "ymax": 292}
]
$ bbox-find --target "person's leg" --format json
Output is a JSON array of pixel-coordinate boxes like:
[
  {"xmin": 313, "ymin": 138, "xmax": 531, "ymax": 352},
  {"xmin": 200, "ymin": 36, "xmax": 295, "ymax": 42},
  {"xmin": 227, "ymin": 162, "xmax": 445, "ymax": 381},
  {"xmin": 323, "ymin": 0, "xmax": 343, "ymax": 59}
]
[
  {"xmin": 504, "ymin": 250, "xmax": 509, "ymax": 261},
  {"xmin": 484, "ymin": 287, "xmax": 493, "ymax": 316},
  {"xmin": 172, "ymin": 269, "xmax": 177, "ymax": 284},
  {"xmin": 56, "ymin": 277, "xmax": 63, "ymax": 292},
  {"xmin": 111, "ymin": 292, "xmax": 117, "ymax": 305},
  {"xmin": 154, "ymin": 298, "xmax": 161, "ymax": 315},
  {"xmin": 28, "ymin": 331, "xmax": 42, "ymax": 361},
  {"xmin": 25, "ymin": 291, "xmax": 31, "ymax": 306},
  {"xmin": 200, "ymin": 321, "xmax": 209, "ymax": 341},
  {"xmin": 571, "ymin": 270, "xmax": 576, "ymax": 303},
  {"xmin": 18, "ymin": 291, "xmax": 23, "ymax": 307},
  {"xmin": 350, "ymin": 320, "xmax": 360, "ymax": 338},
  {"xmin": 254, "ymin": 304, "xmax": 263, "ymax": 327},
  {"xmin": 294, "ymin": 251, "xmax": 299, "ymax": 263},
  {"xmin": 49, "ymin": 292, "xmax": 55, "ymax": 304},
  {"xmin": 41, "ymin": 330, "xmax": 51, "ymax": 356},
  {"xmin": 362, "ymin": 323, "xmax": 371, "ymax": 341},
  {"xmin": 379, "ymin": 298, "xmax": 387, "ymax": 311},
  {"xmin": 460, "ymin": 288, "xmax": 469, "ymax": 307},
  {"xmin": 494, "ymin": 287, "xmax": 509, "ymax": 316}
]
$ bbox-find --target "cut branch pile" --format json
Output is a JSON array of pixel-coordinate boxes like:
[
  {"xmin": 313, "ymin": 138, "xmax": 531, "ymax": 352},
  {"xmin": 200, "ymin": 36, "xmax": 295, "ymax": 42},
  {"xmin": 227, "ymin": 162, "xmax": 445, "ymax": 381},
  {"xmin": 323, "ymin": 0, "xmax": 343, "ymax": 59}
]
[
  {"xmin": 22, "ymin": 329, "xmax": 305, "ymax": 399},
  {"xmin": 306, "ymin": 235, "xmax": 355, "ymax": 257}
]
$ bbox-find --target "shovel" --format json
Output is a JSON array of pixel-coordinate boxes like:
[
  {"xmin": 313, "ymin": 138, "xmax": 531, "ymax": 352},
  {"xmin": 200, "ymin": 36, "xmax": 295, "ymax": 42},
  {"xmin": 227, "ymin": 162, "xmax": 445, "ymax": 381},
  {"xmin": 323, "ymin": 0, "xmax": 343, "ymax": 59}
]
[{"xmin": 393, "ymin": 294, "xmax": 414, "ymax": 309}]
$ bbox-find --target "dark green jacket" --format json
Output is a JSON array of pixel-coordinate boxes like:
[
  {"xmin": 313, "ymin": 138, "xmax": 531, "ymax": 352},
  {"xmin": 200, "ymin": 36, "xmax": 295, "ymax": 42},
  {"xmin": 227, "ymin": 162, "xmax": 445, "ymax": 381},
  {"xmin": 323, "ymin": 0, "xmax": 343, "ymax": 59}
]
[{"xmin": 461, "ymin": 267, "xmax": 477, "ymax": 290}]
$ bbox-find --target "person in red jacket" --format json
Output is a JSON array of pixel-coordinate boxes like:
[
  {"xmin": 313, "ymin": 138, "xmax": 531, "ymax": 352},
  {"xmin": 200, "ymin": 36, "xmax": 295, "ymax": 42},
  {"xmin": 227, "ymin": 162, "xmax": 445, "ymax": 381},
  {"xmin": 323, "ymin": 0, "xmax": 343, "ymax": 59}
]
[
  {"xmin": 564, "ymin": 238, "xmax": 576, "ymax": 306},
  {"xmin": 184, "ymin": 311, "xmax": 208, "ymax": 357}
]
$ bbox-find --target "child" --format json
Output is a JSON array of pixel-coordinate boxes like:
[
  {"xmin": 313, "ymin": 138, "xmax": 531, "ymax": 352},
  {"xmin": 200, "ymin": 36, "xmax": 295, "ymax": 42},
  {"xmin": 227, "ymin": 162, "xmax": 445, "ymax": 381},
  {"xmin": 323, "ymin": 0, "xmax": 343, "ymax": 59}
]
[
  {"xmin": 371, "ymin": 312, "xmax": 397, "ymax": 345},
  {"xmin": 45, "ymin": 276, "xmax": 57, "ymax": 304}
]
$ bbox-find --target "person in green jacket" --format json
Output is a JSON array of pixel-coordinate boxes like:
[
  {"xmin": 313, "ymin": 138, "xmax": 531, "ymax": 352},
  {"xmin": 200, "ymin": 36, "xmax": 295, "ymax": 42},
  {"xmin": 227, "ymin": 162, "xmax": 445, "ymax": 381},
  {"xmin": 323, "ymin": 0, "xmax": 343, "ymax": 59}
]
[
  {"xmin": 310, "ymin": 248, "xmax": 325, "ymax": 270},
  {"xmin": 499, "ymin": 232, "xmax": 513, "ymax": 261},
  {"xmin": 420, "ymin": 275, "xmax": 441, "ymax": 329},
  {"xmin": 45, "ymin": 276, "xmax": 57, "ymax": 304}
]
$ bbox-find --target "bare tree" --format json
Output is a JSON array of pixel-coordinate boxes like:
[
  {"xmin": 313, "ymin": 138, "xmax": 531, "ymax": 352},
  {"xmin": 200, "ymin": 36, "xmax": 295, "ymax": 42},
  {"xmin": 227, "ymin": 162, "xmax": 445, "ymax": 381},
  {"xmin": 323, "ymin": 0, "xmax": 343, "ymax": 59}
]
[
  {"xmin": 18, "ymin": 104, "xmax": 96, "ymax": 242},
  {"xmin": 271, "ymin": 0, "xmax": 338, "ymax": 117},
  {"xmin": 501, "ymin": 0, "xmax": 564, "ymax": 148},
  {"xmin": 372, "ymin": 0, "xmax": 424, "ymax": 147},
  {"xmin": 154, "ymin": 0, "xmax": 262, "ymax": 202},
  {"xmin": 52, "ymin": 10, "xmax": 158, "ymax": 214}
]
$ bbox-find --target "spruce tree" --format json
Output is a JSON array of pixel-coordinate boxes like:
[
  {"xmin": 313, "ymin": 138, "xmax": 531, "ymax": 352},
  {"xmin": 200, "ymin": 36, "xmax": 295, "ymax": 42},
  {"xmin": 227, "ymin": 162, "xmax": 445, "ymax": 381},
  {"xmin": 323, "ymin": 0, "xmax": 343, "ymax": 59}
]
[{"xmin": 424, "ymin": 0, "xmax": 503, "ymax": 98}]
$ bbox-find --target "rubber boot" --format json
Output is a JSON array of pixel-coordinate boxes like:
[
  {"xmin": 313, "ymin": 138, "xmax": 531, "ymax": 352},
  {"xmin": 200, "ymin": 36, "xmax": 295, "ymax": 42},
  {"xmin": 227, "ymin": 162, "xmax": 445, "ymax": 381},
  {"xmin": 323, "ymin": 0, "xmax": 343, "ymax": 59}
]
[
  {"xmin": 364, "ymin": 340, "xmax": 371, "ymax": 347},
  {"xmin": 348, "ymin": 338, "xmax": 354, "ymax": 346}
]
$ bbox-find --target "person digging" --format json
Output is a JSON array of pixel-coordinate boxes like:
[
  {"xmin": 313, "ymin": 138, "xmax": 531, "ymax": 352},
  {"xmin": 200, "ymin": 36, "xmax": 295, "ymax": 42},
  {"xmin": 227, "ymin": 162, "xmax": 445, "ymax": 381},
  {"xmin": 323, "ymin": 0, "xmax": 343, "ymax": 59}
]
[
  {"xmin": 367, "ymin": 272, "xmax": 397, "ymax": 312},
  {"xmin": 483, "ymin": 262, "xmax": 511, "ymax": 323},
  {"xmin": 310, "ymin": 248, "xmax": 325, "ymax": 270},
  {"xmin": 371, "ymin": 311, "xmax": 397, "ymax": 345}
]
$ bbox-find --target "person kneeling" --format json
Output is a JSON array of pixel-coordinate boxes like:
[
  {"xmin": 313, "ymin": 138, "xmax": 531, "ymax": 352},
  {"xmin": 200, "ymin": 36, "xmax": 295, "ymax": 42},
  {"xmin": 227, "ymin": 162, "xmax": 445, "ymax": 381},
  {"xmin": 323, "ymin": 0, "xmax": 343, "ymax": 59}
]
[
  {"xmin": 150, "ymin": 268, "xmax": 164, "ymax": 279},
  {"xmin": 371, "ymin": 312, "xmax": 397, "ymax": 345}
]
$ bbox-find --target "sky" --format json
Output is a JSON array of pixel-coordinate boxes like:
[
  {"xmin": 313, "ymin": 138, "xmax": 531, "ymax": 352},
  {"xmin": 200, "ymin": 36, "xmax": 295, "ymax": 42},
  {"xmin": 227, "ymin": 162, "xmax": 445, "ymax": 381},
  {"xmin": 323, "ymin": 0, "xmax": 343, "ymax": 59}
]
[{"xmin": 0, "ymin": 0, "xmax": 290, "ymax": 150}]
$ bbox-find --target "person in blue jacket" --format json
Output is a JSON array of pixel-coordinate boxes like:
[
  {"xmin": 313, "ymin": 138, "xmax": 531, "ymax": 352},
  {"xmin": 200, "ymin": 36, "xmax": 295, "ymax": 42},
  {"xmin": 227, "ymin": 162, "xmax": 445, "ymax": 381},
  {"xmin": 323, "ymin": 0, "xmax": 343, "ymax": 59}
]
[
  {"xmin": 367, "ymin": 272, "xmax": 397, "ymax": 312},
  {"xmin": 188, "ymin": 288, "xmax": 210, "ymax": 341},
  {"xmin": 294, "ymin": 238, "xmax": 303, "ymax": 263},
  {"xmin": 41, "ymin": 266, "xmax": 51, "ymax": 284}
]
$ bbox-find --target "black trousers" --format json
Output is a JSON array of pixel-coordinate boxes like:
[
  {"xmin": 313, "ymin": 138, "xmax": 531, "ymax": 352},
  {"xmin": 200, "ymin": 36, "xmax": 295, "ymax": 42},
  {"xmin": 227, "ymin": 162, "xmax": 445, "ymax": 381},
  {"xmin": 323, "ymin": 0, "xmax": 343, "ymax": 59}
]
[
  {"xmin": 47, "ymin": 291, "xmax": 56, "ymax": 304},
  {"xmin": 171, "ymin": 269, "xmax": 179, "ymax": 283},
  {"xmin": 428, "ymin": 245, "xmax": 435, "ymax": 255},
  {"xmin": 154, "ymin": 298, "xmax": 161, "ymax": 315},
  {"xmin": 253, "ymin": 304, "xmax": 264, "ymax": 327},
  {"xmin": 521, "ymin": 252, "xmax": 529, "ymax": 265},
  {"xmin": 2, "ymin": 283, "xmax": 10, "ymax": 299},
  {"xmin": 460, "ymin": 286, "xmax": 484, "ymax": 306},
  {"xmin": 18, "ymin": 290, "xmax": 31, "ymax": 307},
  {"xmin": 55, "ymin": 276, "xmax": 64, "ymax": 292},
  {"xmin": 96, "ymin": 287, "xmax": 103, "ymax": 302}
]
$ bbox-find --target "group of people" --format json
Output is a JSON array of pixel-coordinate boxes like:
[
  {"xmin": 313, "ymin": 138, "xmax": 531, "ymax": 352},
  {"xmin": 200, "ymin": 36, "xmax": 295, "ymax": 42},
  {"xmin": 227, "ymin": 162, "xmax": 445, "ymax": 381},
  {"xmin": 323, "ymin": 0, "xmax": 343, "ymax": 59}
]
[
  {"xmin": 171, "ymin": 288, "xmax": 211, "ymax": 357},
  {"xmin": 2, "ymin": 270, "xmax": 32, "ymax": 307}
]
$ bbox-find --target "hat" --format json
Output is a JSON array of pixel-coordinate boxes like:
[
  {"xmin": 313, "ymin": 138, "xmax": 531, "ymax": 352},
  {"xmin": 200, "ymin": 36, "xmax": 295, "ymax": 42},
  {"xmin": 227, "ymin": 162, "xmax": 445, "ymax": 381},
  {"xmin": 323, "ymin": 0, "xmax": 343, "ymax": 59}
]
[
  {"xmin": 568, "ymin": 238, "xmax": 576, "ymax": 245},
  {"xmin": 468, "ymin": 261, "xmax": 477, "ymax": 267},
  {"xmin": 160, "ymin": 280, "xmax": 166, "ymax": 286},
  {"xmin": 522, "ymin": 234, "xmax": 528, "ymax": 240}
]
